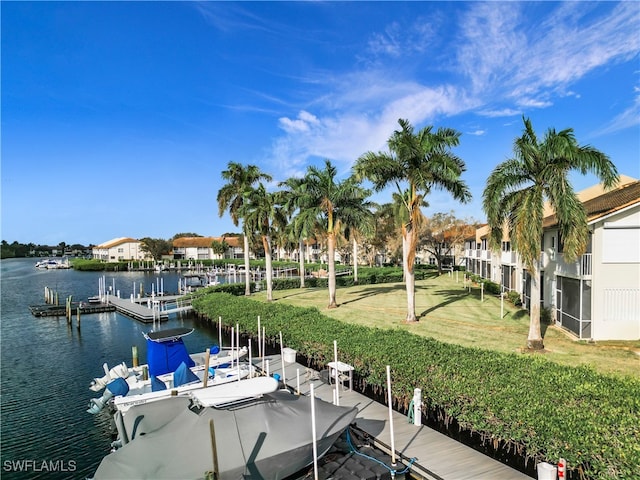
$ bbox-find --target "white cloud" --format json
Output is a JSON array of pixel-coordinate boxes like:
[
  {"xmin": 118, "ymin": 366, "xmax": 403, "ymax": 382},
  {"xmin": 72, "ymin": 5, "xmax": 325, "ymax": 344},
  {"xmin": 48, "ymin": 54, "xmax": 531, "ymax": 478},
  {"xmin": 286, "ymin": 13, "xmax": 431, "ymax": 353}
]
[
  {"xmin": 477, "ymin": 108, "xmax": 521, "ymax": 118},
  {"xmin": 265, "ymin": 2, "xmax": 639, "ymax": 180},
  {"xmin": 595, "ymin": 91, "xmax": 640, "ymax": 136},
  {"xmin": 467, "ymin": 129, "xmax": 486, "ymax": 136}
]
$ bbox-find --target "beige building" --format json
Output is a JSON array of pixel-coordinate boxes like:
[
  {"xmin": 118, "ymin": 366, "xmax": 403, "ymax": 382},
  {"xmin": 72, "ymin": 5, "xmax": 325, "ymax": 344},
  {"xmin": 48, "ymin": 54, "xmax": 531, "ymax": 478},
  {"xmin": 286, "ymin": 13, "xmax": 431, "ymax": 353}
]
[
  {"xmin": 92, "ymin": 237, "xmax": 149, "ymax": 261},
  {"xmin": 464, "ymin": 176, "xmax": 640, "ymax": 341},
  {"xmin": 172, "ymin": 236, "xmax": 243, "ymax": 260}
]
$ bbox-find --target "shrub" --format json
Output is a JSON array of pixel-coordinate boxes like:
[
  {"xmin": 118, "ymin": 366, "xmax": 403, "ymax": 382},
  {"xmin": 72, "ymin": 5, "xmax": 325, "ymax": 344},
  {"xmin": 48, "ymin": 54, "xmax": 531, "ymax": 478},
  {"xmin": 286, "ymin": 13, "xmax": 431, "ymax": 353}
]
[{"xmin": 507, "ymin": 290, "xmax": 522, "ymax": 306}]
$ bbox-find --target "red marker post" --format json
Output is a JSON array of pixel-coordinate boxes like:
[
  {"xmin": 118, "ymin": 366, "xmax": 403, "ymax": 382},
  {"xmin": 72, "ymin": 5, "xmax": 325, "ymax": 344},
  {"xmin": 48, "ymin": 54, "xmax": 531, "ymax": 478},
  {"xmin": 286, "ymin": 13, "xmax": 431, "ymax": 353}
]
[{"xmin": 558, "ymin": 458, "xmax": 566, "ymax": 479}]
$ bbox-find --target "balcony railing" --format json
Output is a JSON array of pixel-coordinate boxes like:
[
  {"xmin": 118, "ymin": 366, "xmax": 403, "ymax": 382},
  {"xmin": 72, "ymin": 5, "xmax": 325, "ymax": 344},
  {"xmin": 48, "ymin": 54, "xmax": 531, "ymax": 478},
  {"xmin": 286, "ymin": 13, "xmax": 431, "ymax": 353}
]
[
  {"xmin": 501, "ymin": 251, "xmax": 517, "ymax": 265},
  {"xmin": 553, "ymin": 253, "xmax": 592, "ymax": 278}
]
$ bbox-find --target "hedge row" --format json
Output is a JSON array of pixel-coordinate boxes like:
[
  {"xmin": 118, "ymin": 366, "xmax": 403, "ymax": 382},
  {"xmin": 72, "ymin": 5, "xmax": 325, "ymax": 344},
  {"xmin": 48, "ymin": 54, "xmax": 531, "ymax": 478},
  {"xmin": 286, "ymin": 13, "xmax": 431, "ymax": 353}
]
[
  {"xmin": 191, "ymin": 292, "xmax": 640, "ymax": 480},
  {"xmin": 268, "ymin": 267, "xmax": 438, "ymax": 290}
]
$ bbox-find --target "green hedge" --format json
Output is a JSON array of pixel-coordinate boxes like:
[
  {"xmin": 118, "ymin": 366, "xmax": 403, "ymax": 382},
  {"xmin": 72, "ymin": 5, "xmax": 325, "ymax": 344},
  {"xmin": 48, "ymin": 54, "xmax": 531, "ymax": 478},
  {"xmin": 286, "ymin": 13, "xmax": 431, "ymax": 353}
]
[
  {"xmin": 192, "ymin": 292, "xmax": 640, "ymax": 480},
  {"xmin": 268, "ymin": 267, "xmax": 438, "ymax": 290}
]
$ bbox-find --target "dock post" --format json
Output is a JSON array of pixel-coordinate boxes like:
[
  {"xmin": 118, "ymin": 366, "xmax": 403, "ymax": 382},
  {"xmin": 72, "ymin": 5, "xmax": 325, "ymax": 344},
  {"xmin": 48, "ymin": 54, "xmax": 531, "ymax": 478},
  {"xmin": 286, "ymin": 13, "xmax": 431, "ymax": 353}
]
[
  {"xmin": 203, "ymin": 348, "xmax": 211, "ymax": 387},
  {"xmin": 208, "ymin": 419, "xmax": 219, "ymax": 480},
  {"xmin": 413, "ymin": 388, "xmax": 422, "ymax": 426},
  {"xmin": 76, "ymin": 306, "xmax": 81, "ymax": 329},
  {"xmin": 132, "ymin": 346, "xmax": 139, "ymax": 368},
  {"xmin": 386, "ymin": 365, "xmax": 397, "ymax": 466}
]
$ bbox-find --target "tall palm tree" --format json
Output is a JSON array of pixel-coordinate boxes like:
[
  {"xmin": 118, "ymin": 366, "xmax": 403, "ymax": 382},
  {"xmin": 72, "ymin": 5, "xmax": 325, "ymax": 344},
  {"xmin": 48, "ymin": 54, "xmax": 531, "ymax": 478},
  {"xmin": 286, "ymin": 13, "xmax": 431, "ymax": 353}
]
[
  {"xmin": 217, "ymin": 162, "xmax": 272, "ymax": 296},
  {"xmin": 278, "ymin": 177, "xmax": 322, "ymax": 289},
  {"xmin": 483, "ymin": 116, "xmax": 618, "ymax": 350},
  {"xmin": 342, "ymin": 195, "xmax": 376, "ymax": 284},
  {"xmin": 355, "ymin": 118, "xmax": 471, "ymax": 322},
  {"xmin": 295, "ymin": 160, "xmax": 372, "ymax": 308},
  {"xmin": 240, "ymin": 183, "xmax": 285, "ymax": 302}
]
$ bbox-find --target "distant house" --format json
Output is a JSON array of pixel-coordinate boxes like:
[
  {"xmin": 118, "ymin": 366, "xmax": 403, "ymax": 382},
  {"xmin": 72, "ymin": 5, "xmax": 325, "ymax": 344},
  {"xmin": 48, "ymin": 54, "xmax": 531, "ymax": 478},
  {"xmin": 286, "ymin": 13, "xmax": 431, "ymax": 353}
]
[
  {"xmin": 92, "ymin": 237, "xmax": 149, "ymax": 262},
  {"xmin": 172, "ymin": 236, "xmax": 244, "ymax": 260},
  {"xmin": 463, "ymin": 175, "xmax": 640, "ymax": 341}
]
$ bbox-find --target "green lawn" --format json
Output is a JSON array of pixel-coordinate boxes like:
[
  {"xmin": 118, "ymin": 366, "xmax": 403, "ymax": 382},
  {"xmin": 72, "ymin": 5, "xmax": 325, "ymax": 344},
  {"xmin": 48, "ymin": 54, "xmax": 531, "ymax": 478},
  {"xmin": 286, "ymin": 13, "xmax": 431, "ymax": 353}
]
[{"xmin": 254, "ymin": 272, "xmax": 640, "ymax": 378}]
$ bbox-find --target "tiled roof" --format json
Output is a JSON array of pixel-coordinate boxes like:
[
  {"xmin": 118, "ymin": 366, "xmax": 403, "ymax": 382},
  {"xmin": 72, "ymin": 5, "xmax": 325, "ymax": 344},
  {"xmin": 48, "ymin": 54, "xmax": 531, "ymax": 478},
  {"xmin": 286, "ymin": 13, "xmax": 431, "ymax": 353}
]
[
  {"xmin": 172, "ymin": 236, "xmax": 242, "ymax": 248},
  {"xmin": 173, "ymin": 237, "xmax": 216, "ymax": 248},
  {"xmin": 543, "ymin": 180, "xmax": 640, "ymax": 228},
  {"xmin": 96, "ymin": 237, "xmax": 139, "ymax": 248}
]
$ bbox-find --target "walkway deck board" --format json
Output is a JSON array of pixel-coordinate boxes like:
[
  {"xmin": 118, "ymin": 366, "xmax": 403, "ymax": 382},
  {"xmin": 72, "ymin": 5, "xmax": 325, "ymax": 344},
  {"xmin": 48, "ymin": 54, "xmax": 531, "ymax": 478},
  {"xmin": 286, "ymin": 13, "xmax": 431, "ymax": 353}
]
[{"xmin": 264, "ymin": 354, "xmax": 533, "ymax": 480}]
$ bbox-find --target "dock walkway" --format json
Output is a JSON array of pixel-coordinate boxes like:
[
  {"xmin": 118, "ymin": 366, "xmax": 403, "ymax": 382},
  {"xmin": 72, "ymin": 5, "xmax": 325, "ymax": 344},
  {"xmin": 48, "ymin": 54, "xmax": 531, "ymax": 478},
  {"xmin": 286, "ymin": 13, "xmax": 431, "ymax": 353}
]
[
  {"xmin": 264, "ymin": 354, "xmax": 533, "ymax": 480},
  {"xmin": 107, "ymin": 294, "xmax": 193, "ymax": 323},
  {"xmin": 107, "ymin": 296, "xmax": 168, "ymax": 323}
]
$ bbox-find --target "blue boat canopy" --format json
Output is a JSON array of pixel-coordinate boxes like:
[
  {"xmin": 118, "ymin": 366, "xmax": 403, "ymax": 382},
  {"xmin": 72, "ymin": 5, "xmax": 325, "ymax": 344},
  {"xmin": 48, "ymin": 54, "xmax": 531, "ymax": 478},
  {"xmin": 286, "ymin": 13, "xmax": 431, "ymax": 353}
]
[{"xmin": 146, "ymin": 337, "xmax": 195, "ymax": 377}]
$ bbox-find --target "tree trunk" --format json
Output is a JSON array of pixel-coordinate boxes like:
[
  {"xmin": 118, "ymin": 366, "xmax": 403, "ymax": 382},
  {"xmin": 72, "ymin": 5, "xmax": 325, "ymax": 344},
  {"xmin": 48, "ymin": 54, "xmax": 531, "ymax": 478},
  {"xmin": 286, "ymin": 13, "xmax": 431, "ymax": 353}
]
[
  {"xmin": 243, "ymin": 234, "xmax": 251, "ymax": 296},
  {"xmin": 527, "ymin": 267, "xmax": 544, "ymax": 350},
  {"xmin": 327, "ymin": 233, "xmax": 337, "ymax": 308},
  {"xmin": 352, "ymin": 238, "xmax": 358, "ymax": 284},
  {"xmin": 298, "ymin": 238, "xmax": 305, "ymax": 288},
  {"xmin": 263, "ymin": 235, "xmax": 273, "ymax": 302},
  {"xmin": 404, "ymin": 229, "xmax": 417, "ymax": 322}
]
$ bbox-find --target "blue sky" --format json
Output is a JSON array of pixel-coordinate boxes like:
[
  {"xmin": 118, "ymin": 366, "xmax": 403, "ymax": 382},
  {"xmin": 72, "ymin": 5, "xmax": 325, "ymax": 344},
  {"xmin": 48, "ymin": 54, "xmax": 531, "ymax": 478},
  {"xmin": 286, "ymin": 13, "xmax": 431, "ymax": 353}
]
[{"xmin": 2, "ymin": 1, "xmax": 639, "ymax": 246}]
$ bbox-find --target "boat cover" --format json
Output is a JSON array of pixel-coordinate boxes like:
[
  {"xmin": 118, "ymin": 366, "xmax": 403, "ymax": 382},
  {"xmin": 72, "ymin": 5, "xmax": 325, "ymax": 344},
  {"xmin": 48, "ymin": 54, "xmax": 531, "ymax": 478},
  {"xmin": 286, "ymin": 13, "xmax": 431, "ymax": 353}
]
[
  {"xmin": 147, "ymin": 337, "xmax": 195, "ymax": 377},
  {"xmin": 94, "ymin": 390, "xmax": 358, "ymax": 480},
  {"xmin": 173, "ymin": 361, "xmax": 200, "ymax": 387}
]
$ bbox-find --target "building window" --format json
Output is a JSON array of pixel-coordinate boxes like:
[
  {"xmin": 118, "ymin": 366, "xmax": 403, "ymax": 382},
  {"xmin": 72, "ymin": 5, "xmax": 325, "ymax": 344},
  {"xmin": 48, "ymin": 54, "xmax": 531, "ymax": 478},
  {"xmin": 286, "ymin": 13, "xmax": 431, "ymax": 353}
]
[{"xmin": 502, "ymin": 241, "xmax": 511, "ymax": 252}]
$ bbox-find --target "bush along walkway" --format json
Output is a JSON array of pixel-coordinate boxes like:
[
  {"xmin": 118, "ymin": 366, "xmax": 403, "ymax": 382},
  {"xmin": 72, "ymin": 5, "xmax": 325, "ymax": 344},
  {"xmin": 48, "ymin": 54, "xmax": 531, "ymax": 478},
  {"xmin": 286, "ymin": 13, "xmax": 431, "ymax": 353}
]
[{"xmin": 192, "ymin": 292, "xmax": 640, "ymax": 480}]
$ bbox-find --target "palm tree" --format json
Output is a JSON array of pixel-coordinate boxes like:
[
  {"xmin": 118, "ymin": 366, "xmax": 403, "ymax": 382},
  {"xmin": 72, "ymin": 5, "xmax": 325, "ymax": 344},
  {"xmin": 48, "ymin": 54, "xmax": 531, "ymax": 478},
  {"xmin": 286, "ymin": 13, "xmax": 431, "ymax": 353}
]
[
  {"xmin": 294, "ymin": 160, "xmax": 372, "ymax": 308},
  {"xmin": 355, "ymin": 118, "xmax": 471, "ymax": 322},
  {"xmin": 342, "ymin": 194, "xmax": 376, "ymax": 284},
  {"xmin": 217, "ymin": 162, "xmax": 272, "ymax": 296},
  {"xmin": 483, "ymin": 116, "xmax": 618, "ymax": 350},
  {"xmin": 240, "ymin": 183, "xmax": 286, "ymax": 301},
  {"xmin": 278, "ymin": 177, "xmax": 322, "ymax": 289}
]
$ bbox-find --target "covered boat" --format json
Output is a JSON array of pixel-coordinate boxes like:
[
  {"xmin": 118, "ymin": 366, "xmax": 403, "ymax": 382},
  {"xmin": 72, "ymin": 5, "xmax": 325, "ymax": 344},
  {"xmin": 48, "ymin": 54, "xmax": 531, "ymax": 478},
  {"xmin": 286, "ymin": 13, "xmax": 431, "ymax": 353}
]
[
  {"xmin": 93, "ymin": 390, "xmax": 358, "ymax": 480},
  {"xmin": 87, "ymin": 327, "xmax": 248, "ymax": 414}
]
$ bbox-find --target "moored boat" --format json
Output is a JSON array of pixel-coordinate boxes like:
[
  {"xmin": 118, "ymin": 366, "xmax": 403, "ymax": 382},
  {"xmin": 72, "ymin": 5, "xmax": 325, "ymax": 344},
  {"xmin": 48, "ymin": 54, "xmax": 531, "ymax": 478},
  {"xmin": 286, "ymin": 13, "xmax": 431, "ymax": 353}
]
[
  {"xmin": 93, "ymin": 389, "xmax": 358, "ymax": 479},
  {"xmin": 87, "ymin": 327, "xmax": 249, "ymax": 414}
]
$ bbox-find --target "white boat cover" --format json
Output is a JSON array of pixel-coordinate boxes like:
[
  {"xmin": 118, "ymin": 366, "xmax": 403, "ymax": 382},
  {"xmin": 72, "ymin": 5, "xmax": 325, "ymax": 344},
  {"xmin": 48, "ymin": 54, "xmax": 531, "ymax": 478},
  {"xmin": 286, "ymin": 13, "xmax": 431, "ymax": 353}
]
[{"xmin": 94, "ymin": 390, "xmax": 358, "ymax": 480}]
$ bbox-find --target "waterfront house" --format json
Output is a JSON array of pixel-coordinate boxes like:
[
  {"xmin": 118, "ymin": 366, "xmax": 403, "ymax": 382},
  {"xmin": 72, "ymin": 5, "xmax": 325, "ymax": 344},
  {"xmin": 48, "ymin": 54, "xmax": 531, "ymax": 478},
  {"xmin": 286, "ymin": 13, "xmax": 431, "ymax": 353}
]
[
  {"xmin": 463, "ymin": 176, "xmax": 640, "ymax": 341},
  {"xmin": 92, "ymin": 237, "xmax": 149, "ymax": 262}
]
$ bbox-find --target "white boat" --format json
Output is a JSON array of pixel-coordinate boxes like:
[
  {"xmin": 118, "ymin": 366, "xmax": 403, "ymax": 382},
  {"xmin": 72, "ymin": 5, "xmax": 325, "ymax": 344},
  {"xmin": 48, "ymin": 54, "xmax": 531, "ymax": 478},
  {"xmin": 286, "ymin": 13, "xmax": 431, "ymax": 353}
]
[
  {"xmin": 92, "ymin": 388, "xmax": 358, "ymax": 480},
  {"xmin": 178, "ymin": 273, "xmax": 220, "ymax": 293},
  {"xmin": 35, "ymin": 258, "xmax": 71, "ymax": 269},
  {"xmin": 87, "ymin": 327, "xmax": 249, "ymax": 414}
]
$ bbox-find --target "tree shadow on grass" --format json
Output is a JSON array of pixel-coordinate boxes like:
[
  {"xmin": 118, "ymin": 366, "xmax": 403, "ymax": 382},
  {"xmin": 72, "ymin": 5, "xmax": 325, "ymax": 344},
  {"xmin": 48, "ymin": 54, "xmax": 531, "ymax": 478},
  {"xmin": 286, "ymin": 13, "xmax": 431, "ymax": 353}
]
[
  {"xmin": 338, "ymin": 283, "xmax": 406, "ymax": 306},
  {"xmin": 417, "ymin": 288, "xmax": 471, "ymax": 320}
]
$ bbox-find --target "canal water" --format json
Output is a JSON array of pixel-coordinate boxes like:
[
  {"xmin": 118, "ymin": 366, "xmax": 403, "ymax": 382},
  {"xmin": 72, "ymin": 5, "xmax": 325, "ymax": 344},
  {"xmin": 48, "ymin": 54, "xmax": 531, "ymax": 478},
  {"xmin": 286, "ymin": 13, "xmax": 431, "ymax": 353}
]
[{"xmin": 0, "ymin": 257, "xmax": 235, "ymax": 479}]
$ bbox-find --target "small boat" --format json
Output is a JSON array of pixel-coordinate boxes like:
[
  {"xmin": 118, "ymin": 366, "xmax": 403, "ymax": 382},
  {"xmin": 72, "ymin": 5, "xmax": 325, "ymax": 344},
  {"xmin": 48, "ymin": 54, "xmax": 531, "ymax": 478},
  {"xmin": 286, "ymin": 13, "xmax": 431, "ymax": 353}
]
[
  {"xmin": 35, "ymin": 258, "xmax": 71, "ymax": 269},
  {"xmin": 92, "ymin": 389, "xmax": 358, "ymax": 479},
  {"xmin": 87, "ymin": 327, "xmax": 248, "ymax": 414}
]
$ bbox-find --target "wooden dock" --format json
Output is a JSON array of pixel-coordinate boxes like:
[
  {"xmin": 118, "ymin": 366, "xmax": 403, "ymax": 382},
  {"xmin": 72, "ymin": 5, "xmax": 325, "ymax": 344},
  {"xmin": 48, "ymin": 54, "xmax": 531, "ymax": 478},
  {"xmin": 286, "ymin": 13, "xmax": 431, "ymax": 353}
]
[
  {"xmin": 29, "ymin": 303, "xmax": 116, "ymax": 317},
  {"xmin": 107, "ymin": 296, "xmax": 169, "ymax": 323},
  {"xmin": 264, "ymin": 354, "xmax": 533, "ymax": 480}
]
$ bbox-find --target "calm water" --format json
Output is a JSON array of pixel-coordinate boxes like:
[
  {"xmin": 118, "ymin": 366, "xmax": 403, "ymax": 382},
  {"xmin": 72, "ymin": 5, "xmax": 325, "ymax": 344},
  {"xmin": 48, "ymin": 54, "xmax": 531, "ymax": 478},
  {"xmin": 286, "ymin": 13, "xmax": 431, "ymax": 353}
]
[{"xmin": 0, "ymin": 258, "xmax": 231, "ymax": 479}]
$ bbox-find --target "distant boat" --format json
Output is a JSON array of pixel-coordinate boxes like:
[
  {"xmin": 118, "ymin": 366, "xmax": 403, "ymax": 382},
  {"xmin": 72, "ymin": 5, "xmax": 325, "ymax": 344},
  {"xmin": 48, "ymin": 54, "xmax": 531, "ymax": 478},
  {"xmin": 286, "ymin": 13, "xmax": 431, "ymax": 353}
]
[
  {"xmin": 178, "ymin": 273, "xmax": 220, "ymax": 293},
  {"xmin": 92, "ymin": 389, "xmax": 358, "ymax": 480},
  {"xmin": 35, "ymin": 258, "xmax": 71, "ymax": 269}
]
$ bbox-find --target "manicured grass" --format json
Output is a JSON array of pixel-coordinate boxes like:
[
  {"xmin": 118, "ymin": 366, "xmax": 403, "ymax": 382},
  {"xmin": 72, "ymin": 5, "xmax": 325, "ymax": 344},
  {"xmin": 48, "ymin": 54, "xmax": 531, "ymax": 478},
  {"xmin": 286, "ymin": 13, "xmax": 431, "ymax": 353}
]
[{"xmin": 254, "ymin": 273, "xmax": 640, "ymax": 378}]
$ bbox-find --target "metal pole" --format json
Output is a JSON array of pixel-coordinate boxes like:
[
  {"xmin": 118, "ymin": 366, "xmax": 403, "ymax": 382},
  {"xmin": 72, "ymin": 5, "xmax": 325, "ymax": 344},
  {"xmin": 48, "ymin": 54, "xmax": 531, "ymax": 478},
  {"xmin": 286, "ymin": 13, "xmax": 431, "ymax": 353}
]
[{"xmin": 386, "ymin": 365, "xmax": 396, "ymax": 466}]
